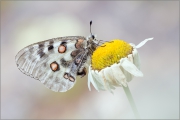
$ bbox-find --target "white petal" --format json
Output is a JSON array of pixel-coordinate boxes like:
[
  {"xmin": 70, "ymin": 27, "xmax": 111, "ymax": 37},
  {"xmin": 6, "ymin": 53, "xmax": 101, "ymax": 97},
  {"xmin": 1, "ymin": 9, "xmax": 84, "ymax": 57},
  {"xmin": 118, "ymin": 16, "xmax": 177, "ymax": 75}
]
[
  {"xmin": 88, "ymin": 66, "xmax": 99, "ymax": 91},
  {"xmin": 132, "ymin": 48, "xmax": 140, "ymax": 69},
  {"xmin": 127, "ymin": 54, "xmax": 133, "ymax": 63},
  {"xmin": 90, "ymin": 70, "xmax": 106, "ymax": 91},
  {"xmin": 103, "ymin": 67, "xmax": 120, "ymax": 87},
  {"xmin": 88, "ymin": 66, "xmax": 93, "ymax": 91},
  {"xmin": 99, "ymin": 70, "xmax": 108, "ymax": 89},
  {"xmin": 99, "ymin": 70, "xmax": 113, "ymax": 93},
  {"xmin": 120, "ymin": 65, "xmax": 133, "ymax": 82},
  {"xmin": 129, "ymin": 43, "xmax": 135, "ymax": 47},
  {"xmin": 93, "ymin": 70, "xmax": 106, "ymax": 90},
  {"xmin": 135, "ymin": 38, "xmax": 153, "ymax": 49},
  {"xmin": 120, "ymin": 58, "xmax": 143, "ymax": 77},
  {"xmin": 111, "ymin": 64, "xmax": 127, "ymax": 87}
]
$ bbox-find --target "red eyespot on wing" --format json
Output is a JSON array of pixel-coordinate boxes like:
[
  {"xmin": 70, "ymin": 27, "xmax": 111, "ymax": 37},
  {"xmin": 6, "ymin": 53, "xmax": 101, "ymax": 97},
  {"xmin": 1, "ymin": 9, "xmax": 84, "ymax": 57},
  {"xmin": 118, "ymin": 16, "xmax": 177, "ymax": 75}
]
[
  {"xmin": 50, "ymin": 61, "xmax": 60, "ymax": 72},
  {"xmin": 58, "ymin": 45, "xmax": 66, "ymax": 53},
  {"xmin": 75, "ymin": 39, "xmax": 84, "ymax": 49}
]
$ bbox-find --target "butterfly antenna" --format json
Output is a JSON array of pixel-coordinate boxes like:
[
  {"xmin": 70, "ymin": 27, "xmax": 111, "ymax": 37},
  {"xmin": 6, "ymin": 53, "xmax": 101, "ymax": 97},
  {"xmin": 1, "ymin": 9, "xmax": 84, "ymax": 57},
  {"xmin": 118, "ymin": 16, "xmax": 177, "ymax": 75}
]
[
  {"xmin": 90, "ymin": 20, "xmax": 95, "ymax": 39},
  {"xmin": 90, "ymin": 20, "xmax": 92, "ymax": 35}
]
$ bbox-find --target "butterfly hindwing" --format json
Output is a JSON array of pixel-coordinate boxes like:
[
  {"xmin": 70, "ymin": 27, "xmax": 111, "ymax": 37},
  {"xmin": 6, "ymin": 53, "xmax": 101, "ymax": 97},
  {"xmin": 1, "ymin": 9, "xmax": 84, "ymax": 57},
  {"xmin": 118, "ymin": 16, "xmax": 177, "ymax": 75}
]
[{"xmin": 15, "ymin": 36, "xmax": 88, "ymax": 92}]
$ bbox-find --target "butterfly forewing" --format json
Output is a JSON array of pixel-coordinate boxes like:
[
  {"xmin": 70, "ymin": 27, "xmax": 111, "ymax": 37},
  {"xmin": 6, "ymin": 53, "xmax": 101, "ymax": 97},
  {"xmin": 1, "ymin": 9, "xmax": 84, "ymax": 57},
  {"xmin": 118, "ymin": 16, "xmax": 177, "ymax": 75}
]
[{"xmin": 15, "ymin": 36, "xmax": 88, "ymax": 92}]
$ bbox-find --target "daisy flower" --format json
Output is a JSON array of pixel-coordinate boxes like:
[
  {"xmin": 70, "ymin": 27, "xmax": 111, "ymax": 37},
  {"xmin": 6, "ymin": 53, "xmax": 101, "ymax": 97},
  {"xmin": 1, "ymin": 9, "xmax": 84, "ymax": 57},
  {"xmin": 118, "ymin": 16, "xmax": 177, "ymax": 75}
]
[
  {"xmin": 88, "ymin": 37, "xmax": 153, "ymax": 118},
  {"xmin": 88, "ymin": 37, "xmax": 153, "ymax": 93}
]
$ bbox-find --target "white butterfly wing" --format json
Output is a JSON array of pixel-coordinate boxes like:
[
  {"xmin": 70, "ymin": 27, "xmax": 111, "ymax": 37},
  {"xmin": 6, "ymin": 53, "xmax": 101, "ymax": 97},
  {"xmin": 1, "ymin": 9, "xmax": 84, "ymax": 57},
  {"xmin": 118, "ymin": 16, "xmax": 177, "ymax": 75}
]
[{"xmin": 15, "ymin": 36, "xmax": 87, "ymax": 92}]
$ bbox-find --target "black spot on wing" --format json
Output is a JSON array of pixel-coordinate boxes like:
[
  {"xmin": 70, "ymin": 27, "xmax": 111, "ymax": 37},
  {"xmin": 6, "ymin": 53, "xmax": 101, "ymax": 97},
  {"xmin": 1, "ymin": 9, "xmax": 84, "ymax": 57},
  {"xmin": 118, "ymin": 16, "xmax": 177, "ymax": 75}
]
[
  {"xmin": 39, "ymin": 44, "xmax": 44, "ymax": 48},
  {"xmin": 49, "ymin": 40, "xmax": 54, "ymax": 45},
  {"xmin": 61, "ymin": 41, "xmax": 67, "ymax": 45},
  {"xmin": 48, "ymin": 45, "xmax": 54, "ymax": 51},
  {"xmin": 39, "ymin": 51, "xmax": 45, "ymax": 58},
  {"xmin": 71, "ymin": 49, "xmax": 84, "ymax": 58},
  {"xmin": 60, "ymin": 58, "xmax": 71, "ymax": 67},
  {"xmin": 43, "ymin": 63, "xmax": 46, "ymax": 67}
]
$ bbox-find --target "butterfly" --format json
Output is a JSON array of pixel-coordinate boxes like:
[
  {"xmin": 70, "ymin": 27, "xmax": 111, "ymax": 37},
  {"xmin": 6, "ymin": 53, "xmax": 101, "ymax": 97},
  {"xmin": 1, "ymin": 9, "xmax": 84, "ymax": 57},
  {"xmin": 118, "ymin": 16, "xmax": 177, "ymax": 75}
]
[{"xmin": 15, "ymin": 21, "xmax": 101, "ymax": 92}]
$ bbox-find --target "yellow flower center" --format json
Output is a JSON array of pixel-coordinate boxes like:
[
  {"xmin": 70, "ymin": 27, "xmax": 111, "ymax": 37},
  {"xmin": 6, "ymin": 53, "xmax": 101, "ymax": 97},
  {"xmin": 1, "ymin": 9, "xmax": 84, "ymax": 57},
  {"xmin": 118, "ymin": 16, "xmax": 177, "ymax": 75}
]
[{"xmin": 91, "ymin": 39, "xmax": 132, "ymax": 70}]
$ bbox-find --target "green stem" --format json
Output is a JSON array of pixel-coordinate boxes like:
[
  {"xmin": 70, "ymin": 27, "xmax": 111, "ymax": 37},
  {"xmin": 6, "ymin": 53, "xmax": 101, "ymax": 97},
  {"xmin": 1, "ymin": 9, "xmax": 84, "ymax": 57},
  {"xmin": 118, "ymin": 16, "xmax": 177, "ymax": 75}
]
[{"xmin": 123, "ymin": 85, "xmax": 140, "ymax": 119}]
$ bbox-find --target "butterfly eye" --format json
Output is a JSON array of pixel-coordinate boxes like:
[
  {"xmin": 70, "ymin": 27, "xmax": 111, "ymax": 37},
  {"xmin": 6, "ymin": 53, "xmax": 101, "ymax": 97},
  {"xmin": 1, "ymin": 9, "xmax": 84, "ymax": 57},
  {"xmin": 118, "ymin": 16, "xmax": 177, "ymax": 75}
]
[{"xmin": 92, "ymin": 35, "xmax": 95, "ymax": 39}]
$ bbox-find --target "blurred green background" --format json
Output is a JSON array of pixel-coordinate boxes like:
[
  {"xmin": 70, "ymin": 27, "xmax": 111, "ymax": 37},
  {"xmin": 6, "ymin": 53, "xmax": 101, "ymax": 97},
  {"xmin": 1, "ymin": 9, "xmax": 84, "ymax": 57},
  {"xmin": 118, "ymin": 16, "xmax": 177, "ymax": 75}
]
[{"xmin": 1, "ymin": 1, "xmax": 179, "ymax": 119}]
